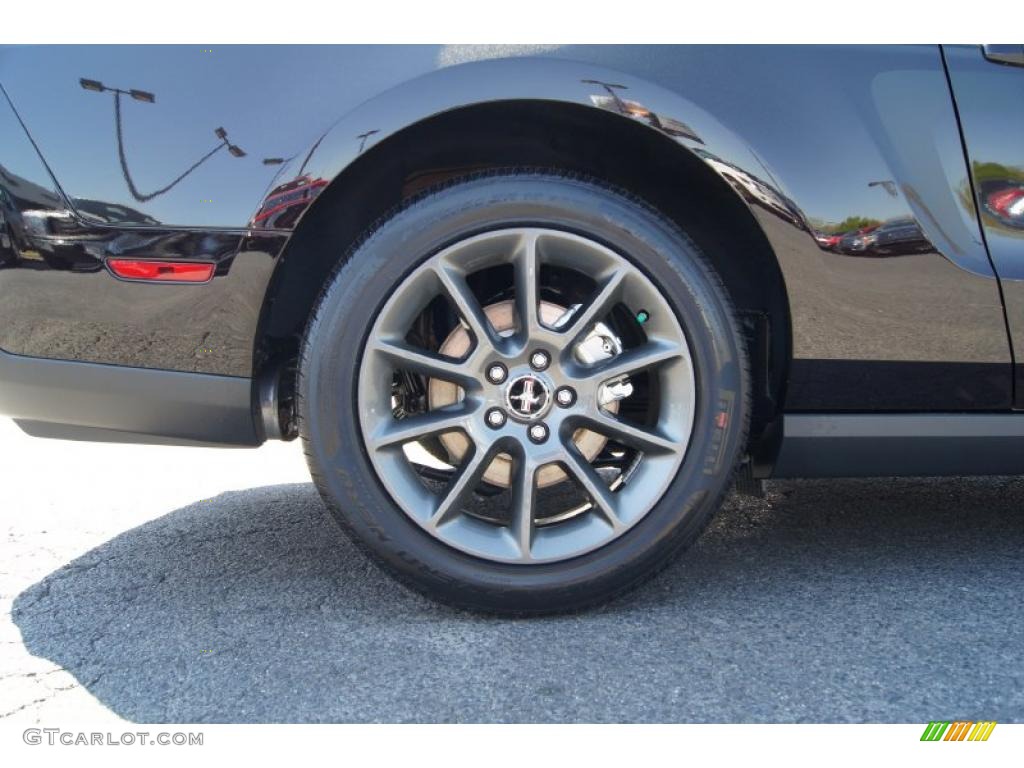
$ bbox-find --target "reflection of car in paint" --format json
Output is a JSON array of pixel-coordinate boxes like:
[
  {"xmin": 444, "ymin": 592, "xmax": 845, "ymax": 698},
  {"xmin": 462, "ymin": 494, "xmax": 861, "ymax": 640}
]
[
  {"xmin": 251, "ymin": 175, "xmax": 328, "ymax": 229},
  {"xmin": 587, "ymin": 94, "xmax": 703, "ymax": 142},
  {"xmin": 0, "ymin": 186, "xmax": 19, "ymax": 266},
  {"xmin": 692, "ymin": 148, "xmax": 804, "ymax": 227},
  {"xmin": 0, "ymin": 223, "xmax": 14, "ymax": 267},
  {"xmin": 0, "ymin": 165, "xmax": 63, "ymax": 266},
  {"xmin": 838, "ymin": 225, "xmax": 879, "ymax": 254},
  {"xmin": 813, "ymin": 231, "xmax": 842, "ymax": 250},
  {"xmin": 834, "ymin": 219, "xmax": 932, "ymax": 257},
  {"xmin": 73, "ymin": 198, "xmax": 160, "ymax": 226},
  {"xmin": 20, "ymin": 209, "xmax": 106, "ymax": 271},
  {"xmin": 980, "ymin": 180, "xmax": 1024, "ymax": 229},
  {"xmin": 871, "ymin": 217, "xmax": 932, "ymax": 256}
]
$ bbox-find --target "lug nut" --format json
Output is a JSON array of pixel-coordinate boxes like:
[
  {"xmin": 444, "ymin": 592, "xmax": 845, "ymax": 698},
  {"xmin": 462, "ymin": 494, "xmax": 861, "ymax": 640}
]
[
  {"xmin": 530, "ymin": 350, "xmax": 550, "ymax": 371},
  {"xmin": 555, "ymin": 387, "xmax": 576, "ymax": 407},
  {"xmin": 486, "ymin": 408, "xmax": 507, "ymax": 429},
  {"xmin": 528, "ymin": 423, "xmax": 549, "ymax": 444},
  {"xmin": 486, "ymin": 363, "xmax": 507, "ymax": 384}
]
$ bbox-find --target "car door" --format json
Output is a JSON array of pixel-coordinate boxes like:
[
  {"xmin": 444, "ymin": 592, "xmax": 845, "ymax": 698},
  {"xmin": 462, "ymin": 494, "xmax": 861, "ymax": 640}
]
[{"xmin": 944, "ymin": 44, "xmax": 1024, "ymax": 407}]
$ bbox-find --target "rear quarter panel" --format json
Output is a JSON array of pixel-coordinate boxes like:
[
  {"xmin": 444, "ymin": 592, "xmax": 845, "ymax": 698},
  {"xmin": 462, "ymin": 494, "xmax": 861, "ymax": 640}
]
[{"xmin": 0, "ymin": 45, "xmax": 1012, "ymax": 408}]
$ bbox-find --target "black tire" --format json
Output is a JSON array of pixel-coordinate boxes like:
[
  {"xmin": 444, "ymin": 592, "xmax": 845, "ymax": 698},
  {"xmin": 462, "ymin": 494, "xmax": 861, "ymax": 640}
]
[{"xmin": 299, "ymin": 171, "xmax": 749, "ymax": 614}]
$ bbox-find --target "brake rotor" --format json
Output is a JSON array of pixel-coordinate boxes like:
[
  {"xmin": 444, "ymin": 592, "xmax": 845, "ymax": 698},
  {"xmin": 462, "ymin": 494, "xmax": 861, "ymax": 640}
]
[{"xmin": 427, "ymin": 299, "xmax": 617, "ymax": 489}]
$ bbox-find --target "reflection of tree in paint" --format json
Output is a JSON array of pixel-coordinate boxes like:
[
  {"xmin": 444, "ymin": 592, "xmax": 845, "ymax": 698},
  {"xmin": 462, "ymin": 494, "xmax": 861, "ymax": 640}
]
[{"xmin": 821, "ymin": 215, "xmax": 883, "ymax": 235}]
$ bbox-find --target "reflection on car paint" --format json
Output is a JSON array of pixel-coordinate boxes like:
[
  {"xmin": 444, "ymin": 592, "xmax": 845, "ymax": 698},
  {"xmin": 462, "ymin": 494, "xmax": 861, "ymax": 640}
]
[
  {"xmin": 978, "ymin": 175, "xmax": 1024, "ymax": 230},
  {"xmin": 813, "ymin": 217, "xmax": 932, "ymax": 258},
  {"xmin": 943, "ymin": 44, "xmax": 1024, "ymax": 407},
  {"xmin": 0, "ymin": 45, "xmax": 1016, "ymax": 409},
  {"xmin": 78, "ymin": 77, "xmax": 247, "ymax": 206},
  {"xmin": 584, "ymin": 79, "xmax": 704, "ymax": 143}
]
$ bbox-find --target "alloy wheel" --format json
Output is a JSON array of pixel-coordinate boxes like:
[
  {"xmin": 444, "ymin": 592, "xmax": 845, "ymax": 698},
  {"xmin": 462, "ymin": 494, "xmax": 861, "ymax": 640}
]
[{"xmin": 358, "ymin": 228, "xmax": 696, "ymax": 563}]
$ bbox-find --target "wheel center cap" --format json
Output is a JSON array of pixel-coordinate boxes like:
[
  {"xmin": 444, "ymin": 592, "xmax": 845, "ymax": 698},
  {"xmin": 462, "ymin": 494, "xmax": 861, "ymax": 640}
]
[{"xmin": 505, "ymin": 374, "xmax": 552, "ymax": 421}]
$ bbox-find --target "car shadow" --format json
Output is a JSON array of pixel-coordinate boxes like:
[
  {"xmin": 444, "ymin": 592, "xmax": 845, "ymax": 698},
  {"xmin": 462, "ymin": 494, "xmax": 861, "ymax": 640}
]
[{"xmin": 12, "ymin": 477, "xmax": 1024, "ymax": 723}]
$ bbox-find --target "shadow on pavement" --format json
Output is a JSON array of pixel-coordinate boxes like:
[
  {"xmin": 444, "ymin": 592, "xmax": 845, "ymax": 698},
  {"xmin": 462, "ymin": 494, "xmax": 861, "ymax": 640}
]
[{"xmin": 12, "ymin": 477, "xmax": 1024, "ymax": 722}]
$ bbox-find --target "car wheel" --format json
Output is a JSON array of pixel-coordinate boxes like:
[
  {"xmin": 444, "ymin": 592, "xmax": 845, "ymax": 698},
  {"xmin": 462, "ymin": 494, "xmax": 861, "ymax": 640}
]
[{"xmin": 299, "ymin": 171, "xmax": 749, "ymax": 614}]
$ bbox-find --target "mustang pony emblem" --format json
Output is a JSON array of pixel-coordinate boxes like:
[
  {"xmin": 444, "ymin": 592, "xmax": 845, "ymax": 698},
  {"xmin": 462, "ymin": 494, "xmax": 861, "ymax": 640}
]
[{"xmin": 507, "ymin": 375, "xmax": 550, "ymax": 417}]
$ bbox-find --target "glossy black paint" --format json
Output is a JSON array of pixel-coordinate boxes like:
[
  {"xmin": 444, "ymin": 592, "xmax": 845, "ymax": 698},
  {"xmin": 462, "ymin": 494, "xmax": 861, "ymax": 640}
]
[
  {"xmin": 944, "ymin": 44, "xmax": 1024, "ymax": 408},
  {"xmin": 0, "ymin": 81, "xmax": 286, "ymax": 375},
  {"xmin": 0, "ymin": 45, "xmax": 1019, "ymax": 441}
]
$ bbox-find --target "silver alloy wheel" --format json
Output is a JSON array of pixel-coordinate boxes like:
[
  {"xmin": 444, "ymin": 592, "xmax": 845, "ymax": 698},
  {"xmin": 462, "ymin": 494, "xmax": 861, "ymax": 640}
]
[{"xmin": 358, "ymin": 228, "xmax": 696, "ymax": 564}]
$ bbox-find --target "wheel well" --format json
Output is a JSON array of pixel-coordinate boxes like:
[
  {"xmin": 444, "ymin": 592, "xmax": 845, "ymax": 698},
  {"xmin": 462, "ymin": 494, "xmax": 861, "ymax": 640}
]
[{"xmin": 257, "ymin": 100, "xmax": 790, "ymax": 442}]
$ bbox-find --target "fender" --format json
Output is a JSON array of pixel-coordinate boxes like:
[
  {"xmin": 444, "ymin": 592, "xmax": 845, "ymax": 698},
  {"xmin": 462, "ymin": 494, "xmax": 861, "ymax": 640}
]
[
  {"xmin": 262, "ymin": 49, "xmax": 1011, "ymax": 412},
  {"xmin": 262, "ymin": 56, "xmax": 784, "ymax": 235}
]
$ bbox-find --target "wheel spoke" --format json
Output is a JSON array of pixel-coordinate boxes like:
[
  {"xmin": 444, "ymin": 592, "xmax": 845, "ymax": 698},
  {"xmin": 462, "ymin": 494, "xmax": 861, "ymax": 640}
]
[
  {"xmin": 433, "ymin": 262, "xmax": 500, "ymax": 353},
  {"xmin": 560, "ymin": 444, "xmax": 623, "ymax": 531},
  {"xmin": 429, "ymin": 441, "xmax": 496, "ymax": 527},
  {"xmin": 359, "ymin": 226, "xmax": 695, "ymax": 564},
  {"xmin": 582, "ymin": 338, "xmax": 682, "ymax": 383},
  {"xmin": 565, "ymin": 267, "xmax": 627, "ymax": 343},
  {"xmin": 369, "ymin": 337, "xmax": 477, "ymax": 388},
  {"xmin": 513, "ymin": 231, "xmax": 542, "ymax": 339},
  {"xmin": 510, "ymin": 457, "xmax": 538, "ymax": 561},
  {"xmin": 578, "ymin": 411, "xmax": 680, "ymax": 456},
  {"xmin": 369, "ymin": 405, "xmax": 475, "ymax": 450}
]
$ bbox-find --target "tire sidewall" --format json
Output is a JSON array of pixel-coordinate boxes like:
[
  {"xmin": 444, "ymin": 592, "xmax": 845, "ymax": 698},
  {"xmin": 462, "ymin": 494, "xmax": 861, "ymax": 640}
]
[{"xmin": 300, "ymin": 174, "xmax": 747, "ymax": 611}]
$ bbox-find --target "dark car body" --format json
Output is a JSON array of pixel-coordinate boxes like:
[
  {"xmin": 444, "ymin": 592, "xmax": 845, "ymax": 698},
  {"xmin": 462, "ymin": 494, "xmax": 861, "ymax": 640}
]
[{"xmin": 1, "ymin": 44, "xmax": 1024, "ymax": 478}]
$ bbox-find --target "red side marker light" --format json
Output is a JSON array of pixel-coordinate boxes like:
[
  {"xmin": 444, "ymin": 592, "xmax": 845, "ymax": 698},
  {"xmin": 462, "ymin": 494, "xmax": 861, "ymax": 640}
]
[{"xmin": 107, "ymin": 259, "xmax": 215, "ymax": 283}]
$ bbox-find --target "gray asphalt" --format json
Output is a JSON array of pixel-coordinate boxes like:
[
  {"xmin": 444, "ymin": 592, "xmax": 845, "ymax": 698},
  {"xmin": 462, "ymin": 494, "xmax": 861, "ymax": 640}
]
[{"xmin": 6, "ymin": 461, "xmax": 1024, "ymax": 723}]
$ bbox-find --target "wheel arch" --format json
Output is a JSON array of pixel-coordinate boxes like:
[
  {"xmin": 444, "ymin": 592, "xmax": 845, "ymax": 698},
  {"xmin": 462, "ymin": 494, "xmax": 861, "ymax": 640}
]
[{"xmin": 255, "ymin": 59, "xmax": 793, "ymax": 444}]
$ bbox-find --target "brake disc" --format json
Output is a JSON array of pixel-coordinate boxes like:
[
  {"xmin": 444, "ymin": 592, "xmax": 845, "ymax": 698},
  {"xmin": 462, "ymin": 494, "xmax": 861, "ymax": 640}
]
[{"xmin": 427, "ymin": 299, "xmax": 627, "ymax": 489}]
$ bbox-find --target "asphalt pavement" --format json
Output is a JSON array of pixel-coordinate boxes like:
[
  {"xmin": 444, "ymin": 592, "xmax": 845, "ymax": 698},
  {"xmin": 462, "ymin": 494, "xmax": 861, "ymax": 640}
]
[{"xmin": 1, "ymin": 417, "xmax": 1022, "ymax": 723}]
